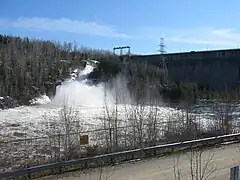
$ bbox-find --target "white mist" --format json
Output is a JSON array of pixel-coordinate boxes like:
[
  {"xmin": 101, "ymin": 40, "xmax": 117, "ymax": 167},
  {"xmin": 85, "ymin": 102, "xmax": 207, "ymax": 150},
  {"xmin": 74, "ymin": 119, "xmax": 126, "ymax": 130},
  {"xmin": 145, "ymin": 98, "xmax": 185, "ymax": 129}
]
[{"xmin": 50, "ymin": 62, "xmax": 131, "ymax": 108}]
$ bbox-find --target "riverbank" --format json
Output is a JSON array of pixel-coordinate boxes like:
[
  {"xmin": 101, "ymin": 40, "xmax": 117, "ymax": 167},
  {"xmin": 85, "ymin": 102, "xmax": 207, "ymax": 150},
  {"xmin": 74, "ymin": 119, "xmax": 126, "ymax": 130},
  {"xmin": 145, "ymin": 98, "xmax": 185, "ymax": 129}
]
[{"xmin": 0, "ymin": 96, "xmax": 21, "ymax": 110}]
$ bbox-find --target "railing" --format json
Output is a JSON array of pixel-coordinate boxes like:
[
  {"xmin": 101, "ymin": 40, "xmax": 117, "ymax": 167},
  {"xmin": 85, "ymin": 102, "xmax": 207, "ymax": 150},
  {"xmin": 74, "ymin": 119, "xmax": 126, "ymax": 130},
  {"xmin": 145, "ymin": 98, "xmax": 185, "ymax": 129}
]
[
  {"xmin": 1, "ymin": 132, "xmax": 240, "ymax": 179},
  {"xmin": 0, "ymin": 120, "xmax": 198, "ymax": 174}
]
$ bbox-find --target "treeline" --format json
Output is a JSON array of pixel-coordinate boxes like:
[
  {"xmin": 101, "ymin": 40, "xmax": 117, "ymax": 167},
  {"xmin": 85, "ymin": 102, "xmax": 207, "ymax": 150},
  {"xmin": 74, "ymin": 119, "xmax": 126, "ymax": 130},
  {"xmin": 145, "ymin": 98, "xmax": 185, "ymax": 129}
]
[
  {"xmin": 0, "ymin": 35, "xmax": 70, "ymax": 102},
  {"xmin": 0, "ymin": 34, "xmax": 239, "ymax": 109},
  {"xmin": 0, "ymin": 35, "xmax": 121, "ymax": 107}
]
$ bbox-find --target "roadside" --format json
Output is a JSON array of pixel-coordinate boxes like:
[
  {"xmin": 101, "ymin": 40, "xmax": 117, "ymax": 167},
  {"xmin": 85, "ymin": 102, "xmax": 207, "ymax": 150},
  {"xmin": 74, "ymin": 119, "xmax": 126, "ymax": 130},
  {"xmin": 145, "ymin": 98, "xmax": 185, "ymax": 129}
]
[{"xmin": 36, "ymin": 143, "xmax": 240, "ymax": 180}]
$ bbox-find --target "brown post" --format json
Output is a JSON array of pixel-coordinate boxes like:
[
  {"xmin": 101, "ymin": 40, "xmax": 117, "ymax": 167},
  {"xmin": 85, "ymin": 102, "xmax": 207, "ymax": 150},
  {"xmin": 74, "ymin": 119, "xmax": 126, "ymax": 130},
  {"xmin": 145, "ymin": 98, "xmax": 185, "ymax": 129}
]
[{"xmin": 223, "ymin": 118, "xmax": 229, "ymax": 134}]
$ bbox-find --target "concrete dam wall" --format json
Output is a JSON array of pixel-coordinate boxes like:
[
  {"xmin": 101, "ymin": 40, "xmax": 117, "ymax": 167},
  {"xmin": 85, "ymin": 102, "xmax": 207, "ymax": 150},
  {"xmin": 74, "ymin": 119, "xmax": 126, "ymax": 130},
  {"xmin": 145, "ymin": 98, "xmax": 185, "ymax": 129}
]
[{"xmin": 131, "ymin": 49, "xmax": 240, "ymax": 89}]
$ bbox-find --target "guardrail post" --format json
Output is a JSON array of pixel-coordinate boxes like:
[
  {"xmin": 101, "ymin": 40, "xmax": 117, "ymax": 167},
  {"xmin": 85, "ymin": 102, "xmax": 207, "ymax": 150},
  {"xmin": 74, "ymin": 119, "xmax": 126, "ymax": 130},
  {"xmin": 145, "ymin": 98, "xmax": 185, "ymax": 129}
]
[
  {"xmin": 84, "ymin": 161, "xmax": 88, "ymax": 169},
  {"xmin": 110, "ymin": 157, "xmax": 114, "ymax": 165},
  {"xmin": 230, "ymin": 166, "xmax": 239, "ymax": 180}
]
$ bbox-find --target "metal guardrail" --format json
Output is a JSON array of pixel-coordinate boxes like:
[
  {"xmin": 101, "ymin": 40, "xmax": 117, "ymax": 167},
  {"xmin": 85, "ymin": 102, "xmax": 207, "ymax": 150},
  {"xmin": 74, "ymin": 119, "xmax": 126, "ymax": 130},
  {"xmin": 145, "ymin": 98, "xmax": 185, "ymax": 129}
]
[{"xmin": 1, "ymin": 132, "xmax": 240, "ymax": 179}]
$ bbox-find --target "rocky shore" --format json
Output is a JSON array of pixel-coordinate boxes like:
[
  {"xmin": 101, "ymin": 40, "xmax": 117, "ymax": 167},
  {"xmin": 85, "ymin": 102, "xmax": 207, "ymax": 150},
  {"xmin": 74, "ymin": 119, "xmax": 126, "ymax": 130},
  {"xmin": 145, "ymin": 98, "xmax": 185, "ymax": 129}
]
[{"xmin": 0, "ymin": 96, "xmax": 20, "ymax": 110}]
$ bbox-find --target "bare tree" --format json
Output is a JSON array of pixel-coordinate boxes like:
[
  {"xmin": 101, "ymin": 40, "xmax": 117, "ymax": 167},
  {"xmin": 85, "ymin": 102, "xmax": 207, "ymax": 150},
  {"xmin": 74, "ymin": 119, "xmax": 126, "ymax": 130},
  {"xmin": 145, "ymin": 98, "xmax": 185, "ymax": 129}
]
[
  {"xmin": 42, "ymin": 97, "xmax": 84, "ymax": 161},
  {"xmin": 211, "ymin": 98, "xmax": 237, "ymax": 135},
  {"xmin": 160, "ymin": 148, "xmax": 216, "ymax": 180},
  {"xmin": 163, "ymin": 105, "xmax": 199, "ymax": 143}
]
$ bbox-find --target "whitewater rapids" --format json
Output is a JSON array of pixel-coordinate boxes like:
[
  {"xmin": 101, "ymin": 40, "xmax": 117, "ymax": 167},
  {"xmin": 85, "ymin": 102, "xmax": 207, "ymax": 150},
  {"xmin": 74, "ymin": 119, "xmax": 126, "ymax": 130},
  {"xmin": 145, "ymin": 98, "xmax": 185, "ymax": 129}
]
[{"xmin": 0, "ymin": 61, "xmax": 215, "ymax": 141}]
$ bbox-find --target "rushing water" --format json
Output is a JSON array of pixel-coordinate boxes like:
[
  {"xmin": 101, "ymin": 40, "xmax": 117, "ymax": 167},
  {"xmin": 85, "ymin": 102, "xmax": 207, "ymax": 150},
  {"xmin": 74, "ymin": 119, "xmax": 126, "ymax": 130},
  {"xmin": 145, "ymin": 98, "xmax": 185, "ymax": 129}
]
[
  {"xmin": 2, "ymin": 60, "xmax": 240, "ymax": 173},
  {"xmin": 0, "ymin": 60, "xmax": 240, "ymax": 141}
]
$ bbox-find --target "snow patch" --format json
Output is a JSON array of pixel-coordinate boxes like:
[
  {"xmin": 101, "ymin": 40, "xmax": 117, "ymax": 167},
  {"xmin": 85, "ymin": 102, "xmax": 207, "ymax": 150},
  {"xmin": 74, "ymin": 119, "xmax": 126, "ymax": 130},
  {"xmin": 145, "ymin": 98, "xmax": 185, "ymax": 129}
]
[
  {"xmin": 29, "ymin": 94, "xmax": 51, "ymax": 105},
  {"xmin": 73, "ymin": 68, "xmax": 78, "ymax": 73}
]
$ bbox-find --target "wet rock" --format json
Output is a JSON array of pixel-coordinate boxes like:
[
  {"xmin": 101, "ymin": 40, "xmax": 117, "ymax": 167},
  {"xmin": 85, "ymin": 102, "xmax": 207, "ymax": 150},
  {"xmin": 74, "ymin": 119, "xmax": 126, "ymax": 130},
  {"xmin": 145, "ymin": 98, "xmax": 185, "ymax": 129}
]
[
  {"xmin": 0, "ymin": 96, "xmax": 19, "ymax": 109},
  {"xmin": 6, "ymin": 123, "xmax": 21, "ymax": 127},
  {"xmin": 13, "ymin": 131, "xmax": 27, "ymax": 137},
  {"xmin": 56, "ymin": 79, "xmax": 63, "ymax": 86}
]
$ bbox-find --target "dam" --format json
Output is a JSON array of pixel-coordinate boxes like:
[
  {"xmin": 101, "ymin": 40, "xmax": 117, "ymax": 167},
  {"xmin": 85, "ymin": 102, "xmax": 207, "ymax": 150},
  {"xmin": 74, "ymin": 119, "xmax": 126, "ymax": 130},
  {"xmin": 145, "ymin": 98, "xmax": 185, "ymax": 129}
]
[{"xmin": 131, "ymin": 48, "xmax": 240, "ymax": 89}]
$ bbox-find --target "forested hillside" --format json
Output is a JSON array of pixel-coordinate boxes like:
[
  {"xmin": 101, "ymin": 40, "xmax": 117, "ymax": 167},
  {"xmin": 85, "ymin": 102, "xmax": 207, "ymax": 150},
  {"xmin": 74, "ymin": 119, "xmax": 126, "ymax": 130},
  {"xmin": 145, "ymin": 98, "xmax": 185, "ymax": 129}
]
[
  {"xmin": 1, "ymin": 34, "xmax": 239, "ymax": 109},
  {"xmin": 0, "ymin": 35, "xmax": 122, "ymax": 108}
]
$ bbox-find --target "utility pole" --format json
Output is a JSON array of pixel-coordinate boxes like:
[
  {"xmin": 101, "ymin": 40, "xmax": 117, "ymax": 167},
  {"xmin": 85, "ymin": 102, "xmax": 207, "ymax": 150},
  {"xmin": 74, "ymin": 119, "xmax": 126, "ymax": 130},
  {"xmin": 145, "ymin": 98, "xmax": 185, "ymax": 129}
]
[
  {"xmin": 113, "ymin": 46, "xmax": 130, "ymax": 55},
  {"xmin": 158, "ymin": 38, "xmax": 168, "ymax": 86},
  {"xmin": 113, "ymin": 46, "xmax": 131, "ymax": 61}
]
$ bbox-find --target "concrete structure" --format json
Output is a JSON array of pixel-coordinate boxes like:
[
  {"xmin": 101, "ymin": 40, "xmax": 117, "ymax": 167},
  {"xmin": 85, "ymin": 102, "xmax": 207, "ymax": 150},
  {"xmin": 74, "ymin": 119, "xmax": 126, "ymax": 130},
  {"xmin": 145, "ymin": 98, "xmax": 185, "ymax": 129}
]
[{"xmin": 131, "ymin": 48, "xmax": 240, "ymax": 89}]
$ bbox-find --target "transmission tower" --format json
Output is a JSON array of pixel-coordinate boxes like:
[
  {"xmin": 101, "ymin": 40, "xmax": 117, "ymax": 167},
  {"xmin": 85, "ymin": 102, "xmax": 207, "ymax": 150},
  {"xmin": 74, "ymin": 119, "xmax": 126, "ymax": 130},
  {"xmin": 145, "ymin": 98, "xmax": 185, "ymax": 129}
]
[{"xmin": 158, "ymin": 38, "xmax": 168, "ymax": 86}]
